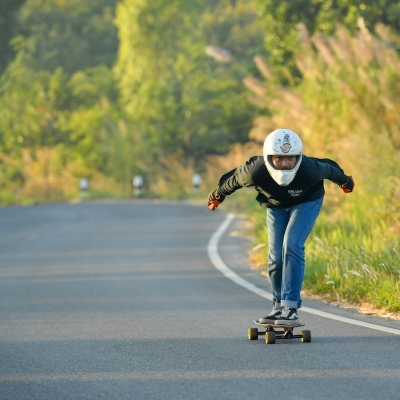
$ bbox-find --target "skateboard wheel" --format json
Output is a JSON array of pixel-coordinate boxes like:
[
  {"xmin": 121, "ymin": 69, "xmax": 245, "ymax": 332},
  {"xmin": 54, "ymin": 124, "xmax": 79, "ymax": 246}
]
[
  {"xmin": 248, "ymin": 328, "xmax": 258, "ymax": 340},
  {"xmin": 265, "ymin": 331, "xmax": 276, "ymax": 344},
  {"xmin": 301, "ymin": 330, "xmax": 312, "ymax": 343}
]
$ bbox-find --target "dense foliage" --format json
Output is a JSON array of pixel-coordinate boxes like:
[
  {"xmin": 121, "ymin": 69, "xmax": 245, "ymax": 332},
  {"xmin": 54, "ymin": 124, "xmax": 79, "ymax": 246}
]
[
  {"xmin": 0, "ymin": 0, "xmax": 266, "ymax": 201},
  {"xmin": 14, "ymin": 0, "xmax": 119, "ymax": 75},
  {"xmin": 257, "ymin": 0, "xmax": 400, "ymax": 79},
  {"xmin": 0, "ymin": 0, "xmax": 26, "ymax": 73},
  {"xmin": 115, "ymin": 0, "xmax": 263, "ymax": 166}
]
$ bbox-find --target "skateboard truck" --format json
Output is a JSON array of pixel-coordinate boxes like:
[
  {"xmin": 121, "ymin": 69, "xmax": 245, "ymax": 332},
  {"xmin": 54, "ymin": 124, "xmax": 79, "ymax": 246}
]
[{"xmin": 248, "ymin": 320, "xmax": 312, "ymax": 344}]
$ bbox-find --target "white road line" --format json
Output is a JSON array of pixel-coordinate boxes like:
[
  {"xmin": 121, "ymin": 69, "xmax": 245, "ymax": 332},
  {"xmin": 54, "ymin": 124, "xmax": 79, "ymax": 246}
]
[{"xmin": 207, "ymin": 214, "xmax": 400, "ymax": 336}]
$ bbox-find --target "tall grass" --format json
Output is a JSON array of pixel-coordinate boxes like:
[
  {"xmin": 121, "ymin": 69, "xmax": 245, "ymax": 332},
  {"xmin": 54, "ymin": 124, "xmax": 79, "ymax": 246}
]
[
  {"xmin": 245, "ymin": 188, "xmax": 400, "ymax": 312},
  {"xmin": 305, "ymin": 188, "xmax": 400, "ymax": 311}
]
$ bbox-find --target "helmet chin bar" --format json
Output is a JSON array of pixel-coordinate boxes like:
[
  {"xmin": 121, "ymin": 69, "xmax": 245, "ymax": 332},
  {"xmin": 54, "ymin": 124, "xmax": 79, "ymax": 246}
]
[
  {"xmin": 269, "ymin": 169, "xmax": 298, "ymax": 186},
  {"xmin": 265, "ymin": 154, "xmax": 302, "ymax": 186}
]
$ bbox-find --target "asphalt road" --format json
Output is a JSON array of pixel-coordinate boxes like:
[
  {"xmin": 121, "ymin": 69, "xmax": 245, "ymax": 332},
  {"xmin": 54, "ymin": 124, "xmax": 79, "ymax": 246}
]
[{"xmin": 0, "ymin": 201, "xmax": 400, "ymax": 400}]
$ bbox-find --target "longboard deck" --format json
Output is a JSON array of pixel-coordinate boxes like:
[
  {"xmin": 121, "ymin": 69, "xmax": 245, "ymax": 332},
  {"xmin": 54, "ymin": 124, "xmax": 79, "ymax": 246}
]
[{"xmin": 254, "ymin": 320, "xmax": 305, "ymax": 328}]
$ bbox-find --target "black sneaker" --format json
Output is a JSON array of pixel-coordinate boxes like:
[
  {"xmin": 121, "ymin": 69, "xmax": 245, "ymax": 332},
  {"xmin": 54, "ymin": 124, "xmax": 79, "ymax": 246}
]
[
  {"xmin": 259, "ymin": 308, "xmax": 282, "ymax": 324},
  {"xmin": 274, "ymin": 307, "xmax": 300, "ymax": 326}
]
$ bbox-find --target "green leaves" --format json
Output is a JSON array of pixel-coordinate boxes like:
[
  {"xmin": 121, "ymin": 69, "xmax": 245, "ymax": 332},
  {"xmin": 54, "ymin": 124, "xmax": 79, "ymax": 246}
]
[
  {"xmin": 16, "ymin": 0, "xmax": 119, "ymax": 75},
  {"xmin": 0, "ymin": 0, "xmax": 26, "ymax": 73},
  {"xmin": 257, "ymin": 0, "xmax": 400, "ymax": 81},
  {"xmin": 115, "ymin": 0, "xmax": 262, "ymax": 166}
]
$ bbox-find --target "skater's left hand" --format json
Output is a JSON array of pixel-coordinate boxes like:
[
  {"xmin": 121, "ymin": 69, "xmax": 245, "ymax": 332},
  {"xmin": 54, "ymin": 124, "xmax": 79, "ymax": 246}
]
[{"xmin": 341, "ymin": 175, "xmax": 354, "ymax": 193}]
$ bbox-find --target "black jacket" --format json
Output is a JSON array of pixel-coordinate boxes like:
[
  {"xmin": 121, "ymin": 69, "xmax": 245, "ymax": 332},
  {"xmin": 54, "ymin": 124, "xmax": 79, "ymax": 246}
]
[{"xmin": 217, "ymin": 155, "xmax": 349, "ymax": 208}]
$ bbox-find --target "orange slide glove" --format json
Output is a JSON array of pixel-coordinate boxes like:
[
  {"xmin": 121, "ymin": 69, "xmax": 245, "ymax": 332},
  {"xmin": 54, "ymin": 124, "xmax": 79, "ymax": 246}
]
[
  {"xmin": 207, "ymin": 190, "xmax": 225, "ymax": 210},
  {"xmin": 340, "ymin": 175, "xmax": 355, "ymax": 193}
]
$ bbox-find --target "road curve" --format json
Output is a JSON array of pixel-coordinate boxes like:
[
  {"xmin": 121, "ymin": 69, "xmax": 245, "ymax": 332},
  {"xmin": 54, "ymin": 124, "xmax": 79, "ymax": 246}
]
[{"xmin": 0, "ymin": 201, "xmax": 399, "ymax": 400}]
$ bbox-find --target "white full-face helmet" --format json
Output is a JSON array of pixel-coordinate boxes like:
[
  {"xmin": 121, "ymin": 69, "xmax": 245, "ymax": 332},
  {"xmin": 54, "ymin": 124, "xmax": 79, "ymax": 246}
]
[{"xmin": 263, "ymin": 129, "xmax": 303, "ymax": 186}]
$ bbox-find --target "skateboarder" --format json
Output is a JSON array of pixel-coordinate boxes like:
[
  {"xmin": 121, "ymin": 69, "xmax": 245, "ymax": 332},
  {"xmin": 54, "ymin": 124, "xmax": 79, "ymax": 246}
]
[{"xmin": 207, "ymin": 129, "xmax": 354, "ymax": 326}]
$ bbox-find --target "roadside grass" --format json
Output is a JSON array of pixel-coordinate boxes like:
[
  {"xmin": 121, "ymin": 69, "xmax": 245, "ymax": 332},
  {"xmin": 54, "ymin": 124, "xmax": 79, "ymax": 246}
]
[
  {"xmin": 305, "ymin": 224, "xmax": 400, "ymax": 312},
  {"xmin": 245, "ymin": 186, "xmax": 400, "ymax": 313}
]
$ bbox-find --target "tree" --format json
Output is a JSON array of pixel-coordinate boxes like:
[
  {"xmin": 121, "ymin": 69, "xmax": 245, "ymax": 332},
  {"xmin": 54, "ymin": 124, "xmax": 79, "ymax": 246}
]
[
  {"xmin": 114, "ymin": 0, "xmax": 264, "ymax": 166},
  {"xmin": 14, "ymin": 0, "xmax": 119, "ymax": 75},
  {"xmin": 0, "ymin": 0, "xmax": 26, "ymax": 73}
]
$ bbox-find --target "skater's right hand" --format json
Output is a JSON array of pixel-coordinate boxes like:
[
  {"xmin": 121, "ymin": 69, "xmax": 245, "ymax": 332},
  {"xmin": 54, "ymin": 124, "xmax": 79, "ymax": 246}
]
[{"xmin": 207, "ymin": 190, "xmax": 225, "ymax": 210}]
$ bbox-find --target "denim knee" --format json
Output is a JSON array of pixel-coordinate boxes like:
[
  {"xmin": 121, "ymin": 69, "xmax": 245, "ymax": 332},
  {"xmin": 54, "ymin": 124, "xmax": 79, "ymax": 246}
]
[{"xmin": 283, "ymin": 239, "xmax": 305, "ymax": 261}]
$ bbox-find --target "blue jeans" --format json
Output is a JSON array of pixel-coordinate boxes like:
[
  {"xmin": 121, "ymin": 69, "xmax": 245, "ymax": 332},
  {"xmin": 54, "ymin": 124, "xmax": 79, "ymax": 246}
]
[{"xmin": 266, "ymin": 197, "xmax": 323, "ymax": 309}]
